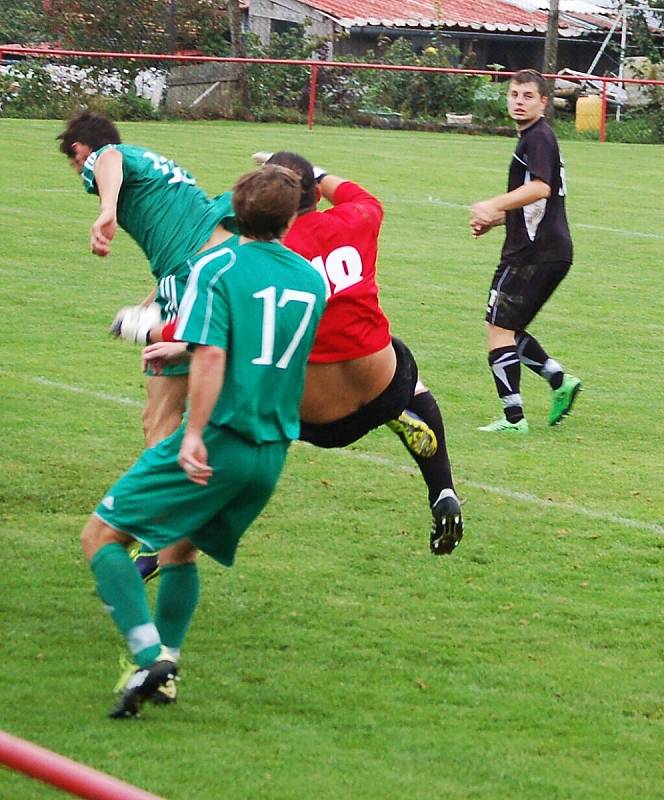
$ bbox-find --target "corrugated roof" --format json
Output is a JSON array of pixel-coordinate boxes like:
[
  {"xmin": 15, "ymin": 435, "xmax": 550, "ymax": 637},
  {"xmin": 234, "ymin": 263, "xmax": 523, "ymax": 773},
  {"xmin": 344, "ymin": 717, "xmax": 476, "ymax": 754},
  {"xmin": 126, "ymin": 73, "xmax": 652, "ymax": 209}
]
[{"xmin": 299, "ymin": 0, "xmax": 615, "ymax": 36}]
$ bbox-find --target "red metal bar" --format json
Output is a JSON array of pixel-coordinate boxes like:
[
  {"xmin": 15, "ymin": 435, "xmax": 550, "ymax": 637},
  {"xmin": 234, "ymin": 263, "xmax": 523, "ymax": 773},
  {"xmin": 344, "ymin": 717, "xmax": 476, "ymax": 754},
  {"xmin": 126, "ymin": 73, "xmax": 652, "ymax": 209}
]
[
  {"xmin": 0, "ymin": 731, "xmax": 165, "ymax": 800},
  {"xmin": 308, "ymin": 63, "xmax": 318, "ymax": 129},
  {"xmin": 3, "ymin": 45, "xmax": 664, "ymax": 86},
  {"xmin": 599, "ymin": 81, "xmax": 608, "ymax": 143}
]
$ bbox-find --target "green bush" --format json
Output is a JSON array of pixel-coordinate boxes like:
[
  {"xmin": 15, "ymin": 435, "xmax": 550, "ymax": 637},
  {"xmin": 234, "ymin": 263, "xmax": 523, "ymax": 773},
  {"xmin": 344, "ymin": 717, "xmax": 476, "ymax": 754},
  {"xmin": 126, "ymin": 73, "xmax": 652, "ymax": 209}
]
[
  {"xmin": 472, "ymin": 78, "xmax": 511, "ymax": 124},
  {"xmin": 359, "ymin": 36, "xmax": 481, "ymax": 119},
  {"xmin": 246, "ymin": 25, "xmax": 327, "ymax": 114},
  {"xmin": 0, "ymin": 58, "xmax": 158, "ymax": 120}
]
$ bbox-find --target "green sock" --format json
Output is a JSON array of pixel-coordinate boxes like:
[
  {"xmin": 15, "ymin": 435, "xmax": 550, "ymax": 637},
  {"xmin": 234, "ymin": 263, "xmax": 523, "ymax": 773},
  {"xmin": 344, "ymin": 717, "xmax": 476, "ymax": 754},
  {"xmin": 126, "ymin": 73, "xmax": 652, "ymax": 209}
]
[
  {"xmin": 90, "ymin": 542, "xmax": 161, "ymax": 668},
  {"xmin": 154, "ymin": 562, "xmax": 200, "ymax": 659}
]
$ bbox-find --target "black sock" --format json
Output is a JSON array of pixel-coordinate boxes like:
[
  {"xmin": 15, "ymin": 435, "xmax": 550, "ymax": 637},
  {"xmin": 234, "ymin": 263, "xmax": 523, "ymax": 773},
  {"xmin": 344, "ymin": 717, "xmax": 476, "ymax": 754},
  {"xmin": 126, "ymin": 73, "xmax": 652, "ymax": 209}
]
[
  {"xmin": 488, "ymin": 346, "xmax": 524, "ymax": 423},
  {"xmin": 515, "ymin": 330, "xmax": 563, "ymax": 390},
  {"xmin": 402, "ymin": 390, "xmax": 455, "ymax": 507}
]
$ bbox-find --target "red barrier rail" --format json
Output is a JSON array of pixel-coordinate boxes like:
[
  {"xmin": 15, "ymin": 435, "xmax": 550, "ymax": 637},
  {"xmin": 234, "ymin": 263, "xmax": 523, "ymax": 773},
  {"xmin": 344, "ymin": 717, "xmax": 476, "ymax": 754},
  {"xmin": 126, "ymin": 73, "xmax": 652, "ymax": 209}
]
[
  {"xmin": 0, "ymin": 730, "xmax": 165, "ymax": 800},
  {"xmin": 2, "ymin": 44, "xmax": 664, "ymax": 137}
]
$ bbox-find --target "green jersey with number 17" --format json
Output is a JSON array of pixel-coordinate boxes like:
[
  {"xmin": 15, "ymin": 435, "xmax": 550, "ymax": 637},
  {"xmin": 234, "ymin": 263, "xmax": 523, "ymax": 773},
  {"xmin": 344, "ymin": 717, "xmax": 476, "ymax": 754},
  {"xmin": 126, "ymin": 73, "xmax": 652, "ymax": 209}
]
[
  {"xmin": 81, "ymin": 144, "xmax": 235, "ymax": 280},
  {"xmin": 175, "ymin": 238, "xmax": 326, "ymax": 443}
]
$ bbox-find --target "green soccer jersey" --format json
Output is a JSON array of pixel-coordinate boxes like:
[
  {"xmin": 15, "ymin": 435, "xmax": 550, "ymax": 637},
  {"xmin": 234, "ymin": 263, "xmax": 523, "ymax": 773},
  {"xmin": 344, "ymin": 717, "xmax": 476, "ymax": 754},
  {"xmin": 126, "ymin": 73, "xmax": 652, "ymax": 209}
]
[
  {"xmin": 81, "ymin": 144, "xmax": 236, "ymax": 280},
  {"xmin": 175, "ymin": 237, "xmax": 326, "ymax": 443}
]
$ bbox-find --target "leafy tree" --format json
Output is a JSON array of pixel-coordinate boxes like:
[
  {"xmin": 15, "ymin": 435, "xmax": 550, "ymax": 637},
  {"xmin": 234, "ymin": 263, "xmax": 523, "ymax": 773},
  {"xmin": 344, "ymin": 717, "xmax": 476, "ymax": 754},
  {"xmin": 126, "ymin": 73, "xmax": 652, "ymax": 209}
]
[
  {"xmin": 629, "ymin": 3, "xmax": 664, "ymax": 63},
  {"xmin": 0, "ymin": 0, "xmax": 47, "ymax": 45},
  {"xmin": 44, "ymin": 0, "xmax": 228, "ymax": 54}
]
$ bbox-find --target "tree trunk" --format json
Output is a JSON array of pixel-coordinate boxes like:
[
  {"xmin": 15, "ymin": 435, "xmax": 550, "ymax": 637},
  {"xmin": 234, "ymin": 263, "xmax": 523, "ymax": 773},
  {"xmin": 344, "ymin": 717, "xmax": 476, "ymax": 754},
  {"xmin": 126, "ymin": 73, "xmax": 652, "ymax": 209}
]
[{"xmin": 543, "ymin": 0, "xmax": 560, "ymax": 120}]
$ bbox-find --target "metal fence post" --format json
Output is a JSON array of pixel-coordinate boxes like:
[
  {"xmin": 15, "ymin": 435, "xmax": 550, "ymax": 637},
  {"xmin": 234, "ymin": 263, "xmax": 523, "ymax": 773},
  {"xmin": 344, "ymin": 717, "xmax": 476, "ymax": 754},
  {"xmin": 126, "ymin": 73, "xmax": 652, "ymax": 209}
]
[
  {"xmin": 308, "ymin": 64, "xmax": 318, "ymax": 129},
  {"xmin": 600, "ymin": 80, "xmax": 608, "ymax": 143}
]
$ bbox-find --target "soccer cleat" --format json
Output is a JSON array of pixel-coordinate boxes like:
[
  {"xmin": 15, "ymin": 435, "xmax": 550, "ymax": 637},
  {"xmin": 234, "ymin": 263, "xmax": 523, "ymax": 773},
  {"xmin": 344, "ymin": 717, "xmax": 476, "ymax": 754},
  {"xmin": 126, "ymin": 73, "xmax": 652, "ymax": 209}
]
[
  {"xmin": 430, "ymin": 489, "xmax": 464, "ymax": 555},
  {"xmin": 151, "ymin": 674, "xmax": 178, "ymax": 705},
  {"xmin": 113, "ymin": 655, "xmax": 138, "ymax": 695},
  {"xmin": 478, "ymin": 417, "xmax": 529, "ymax": 434},
  {"xmin": 109, "ymin": 659, "xmax": 178, "ymax": 719},
  {"xmin": 386, "ymin": 410, "xmax": 438, "ymax": 457},
  {"xmin": 548, "ymin": 374, "xmax": 582, "ymax": 426},
  {"xmin": 129, "ymin": 543, "xmax": 160, "ymax": 583},
  {"xmin": 114, "ymin": 654, "xmax": 178, "ymax": 705}
]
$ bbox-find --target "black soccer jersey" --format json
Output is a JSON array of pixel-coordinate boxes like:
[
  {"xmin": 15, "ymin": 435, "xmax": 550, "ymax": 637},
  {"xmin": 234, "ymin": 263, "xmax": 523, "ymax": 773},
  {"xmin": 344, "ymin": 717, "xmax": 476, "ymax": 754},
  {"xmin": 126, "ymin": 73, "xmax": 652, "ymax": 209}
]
[{"xmin": 501, "ymin": 117, "xmax": 573, "ymax": 265}]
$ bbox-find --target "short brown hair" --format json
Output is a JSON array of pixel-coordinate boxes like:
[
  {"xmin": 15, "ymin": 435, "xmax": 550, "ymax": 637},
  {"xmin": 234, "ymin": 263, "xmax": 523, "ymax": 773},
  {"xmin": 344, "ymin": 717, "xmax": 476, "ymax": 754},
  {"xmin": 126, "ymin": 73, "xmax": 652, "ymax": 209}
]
[
  {"xmin": 232, "ymin": 165, "xmax": 301, "ymax": 241},
  {"xmin": 57, "ymin": 110, "xmax": 121, "ymax": 157},
  {"xmin": 510, "ymin": 69, "xmax": 547, "ymax": 97}
]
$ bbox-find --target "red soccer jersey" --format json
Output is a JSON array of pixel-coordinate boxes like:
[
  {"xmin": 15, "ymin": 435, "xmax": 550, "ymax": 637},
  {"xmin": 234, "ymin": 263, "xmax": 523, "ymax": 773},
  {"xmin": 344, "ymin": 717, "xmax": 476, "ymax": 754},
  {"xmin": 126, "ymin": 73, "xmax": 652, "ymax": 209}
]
[{"xmin": 284, "ymin": 181, "xmax": 392, "ymax": 363}]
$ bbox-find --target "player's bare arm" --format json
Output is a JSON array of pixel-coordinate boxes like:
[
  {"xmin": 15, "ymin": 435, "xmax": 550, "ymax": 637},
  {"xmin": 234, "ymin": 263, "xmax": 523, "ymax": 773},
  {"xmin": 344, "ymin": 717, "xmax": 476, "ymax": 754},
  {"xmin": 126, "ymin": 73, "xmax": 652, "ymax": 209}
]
[
  {"xmin": 179, "ymin": 345, "xmax": 226, "ymax": 485},
  {"xmin": 470, "ymin": 179, "xmax": 550, "ymax": 236},
  {"xmin": 91, "ymin": 147, "xmax": 123, "ymax": 257},
  {"xmin": 318, "ymin": 174, "xmax": 346, "ymax": 203}
]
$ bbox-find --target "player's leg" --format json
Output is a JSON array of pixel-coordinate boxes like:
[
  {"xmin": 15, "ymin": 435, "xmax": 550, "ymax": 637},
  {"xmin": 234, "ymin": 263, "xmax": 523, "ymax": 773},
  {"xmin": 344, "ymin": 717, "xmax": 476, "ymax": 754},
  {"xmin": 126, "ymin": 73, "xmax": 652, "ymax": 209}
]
[
  {"xmin": 478, "ymin": 322, "xmax": 528, "ymax": 431},
  {"xmin": 132, "ymin": 373, "xmax": 190, "ymax": 581},
  {"xmin": 480, "ymin": 262, "xmax": 533, "ymax": 432},
  {"xmin": 384, "ymin": 338, "xmax": 462, "ymax": 554},
  {"xmin": 142, "ymin": 374, "xmax": 189, "ymax": 448},
  {"xmin": 148, "ymin": 541, "xmax": 200, "ymax": 702},
  {"xmin": 307, "ymin": 337, "xmax": 463, "ymax": 555},
  {"xmin": 515, "ymin": 261, "xmax": 581, "ymax": 425},
  {"xmin": 81, "ymin": 516, "xmax": 164, "ymax": 676},
  {"xmin": 88, "ymin": 427, "xmax": 226, "ymax": 717}
]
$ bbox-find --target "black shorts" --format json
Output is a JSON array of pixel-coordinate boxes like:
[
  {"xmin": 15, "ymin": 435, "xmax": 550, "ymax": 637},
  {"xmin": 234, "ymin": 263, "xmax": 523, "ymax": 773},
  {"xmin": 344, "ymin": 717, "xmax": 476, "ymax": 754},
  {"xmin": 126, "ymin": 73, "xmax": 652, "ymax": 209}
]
[
  {"xmin": 485, "ymin": 260, "xmax": 571, "ymax": 331},
  {"xmin": 299, "ymin": 337, "xmax": 418, "ymax": 449}
]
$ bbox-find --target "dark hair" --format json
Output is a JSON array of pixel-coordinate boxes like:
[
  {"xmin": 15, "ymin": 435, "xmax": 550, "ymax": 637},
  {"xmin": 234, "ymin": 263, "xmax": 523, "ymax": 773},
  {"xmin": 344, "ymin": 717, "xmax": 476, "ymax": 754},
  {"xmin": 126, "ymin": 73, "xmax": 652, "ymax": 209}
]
[
  {"xmin": 57, "ymin": 111, "xmax": 121, "ymax": 157},
  {"xmin": 510, "ymin": 69, "xmax": 548, "ymax": 97},
  {"xmin": 233, "ymin": 165, "xmax": 301, "ymax": 241},
  {"xmin": 266, "ymin": 151, "xmax": 316, "ymax": 214}
]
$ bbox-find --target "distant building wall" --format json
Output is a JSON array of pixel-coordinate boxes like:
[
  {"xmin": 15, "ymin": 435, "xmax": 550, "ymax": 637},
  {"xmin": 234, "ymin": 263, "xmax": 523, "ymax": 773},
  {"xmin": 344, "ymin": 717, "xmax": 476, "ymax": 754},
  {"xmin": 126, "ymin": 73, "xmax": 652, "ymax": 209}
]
[
  {"xmin": 249, "ymin": 0, "xmax": 337, "ymax": 56},
  {"xmin": 165, "ymin": 62, "xmax": 236, "ymax": 115}
]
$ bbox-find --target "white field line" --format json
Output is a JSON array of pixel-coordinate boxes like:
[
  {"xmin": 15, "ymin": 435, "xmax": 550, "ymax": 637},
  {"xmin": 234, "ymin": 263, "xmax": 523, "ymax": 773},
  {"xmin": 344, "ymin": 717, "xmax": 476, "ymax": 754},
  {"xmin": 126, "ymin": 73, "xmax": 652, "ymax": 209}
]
[
  {"xmin": 422, "ymin": 197, "xmax": 664, "ymax": 239},
  {"xmin": 5, "ymin": 369, "xmax": 663, "ymax": 537}
]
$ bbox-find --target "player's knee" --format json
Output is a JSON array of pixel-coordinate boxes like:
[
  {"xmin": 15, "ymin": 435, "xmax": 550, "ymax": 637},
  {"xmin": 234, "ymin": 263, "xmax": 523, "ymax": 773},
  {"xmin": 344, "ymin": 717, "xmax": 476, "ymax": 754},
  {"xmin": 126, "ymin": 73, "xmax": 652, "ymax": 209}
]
[
  {"xmin": 81, "ymin": 515, "xmax": 130, "ymax": 561},
  {"xmin": 80, "ymin": 515, "xmax": 108, "ymax": 561},
  {"xmin": 159, "ymin": 540, "xmax": 198, "ymax": 566}
]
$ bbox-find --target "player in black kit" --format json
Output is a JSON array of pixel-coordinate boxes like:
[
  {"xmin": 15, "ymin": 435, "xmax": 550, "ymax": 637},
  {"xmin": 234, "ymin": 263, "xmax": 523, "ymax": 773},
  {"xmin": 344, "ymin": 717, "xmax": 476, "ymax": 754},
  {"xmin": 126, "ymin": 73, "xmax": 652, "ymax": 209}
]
[{"xmin": 470, "ymin": 69, "xmax": 582, "ymax": 433}]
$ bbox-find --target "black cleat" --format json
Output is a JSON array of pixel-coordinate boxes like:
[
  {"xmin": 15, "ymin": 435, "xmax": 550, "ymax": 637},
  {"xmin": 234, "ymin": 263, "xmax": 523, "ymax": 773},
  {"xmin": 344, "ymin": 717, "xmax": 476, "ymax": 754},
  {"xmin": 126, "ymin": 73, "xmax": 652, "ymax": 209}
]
[
  {"xmin": 109, "ymin": 659, "xmax": 178, "ymax": 719},
  {"xmin": 430, "ymin": 489, "xmax": 463, "ymax": 555}
]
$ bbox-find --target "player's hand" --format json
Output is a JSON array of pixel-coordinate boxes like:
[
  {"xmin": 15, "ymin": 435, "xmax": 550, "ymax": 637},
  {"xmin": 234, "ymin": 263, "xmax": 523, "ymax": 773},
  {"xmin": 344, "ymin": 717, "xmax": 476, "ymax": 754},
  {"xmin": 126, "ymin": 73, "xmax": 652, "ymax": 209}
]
[
  {"xmin": 252, "ymin": 151, "xmax": 273, "ymax": 166},
  {"xmin": 469, "ymin": 201, "xmax": 504, "ymax": 238},
  {"xmin": 179, "ymin": 432, "xmax": 212, "ymax": 485},
  {"xmin": 142, "ymin": 341, "xmax": 189, "ymax": 373},
  {"xmin": 470, "ymin": 219, "xmax": 493, "ymax": 238},
  {"xmin": 90, "ymin": 209, "xmax": 117, "ymax": 257},
  {"xmin": 110, "ymin": 303, "xmax": 162, "ymax": 345},
  {"xmin": 470, "ymin": 201, "xmax": 502, "ymax": 225}
]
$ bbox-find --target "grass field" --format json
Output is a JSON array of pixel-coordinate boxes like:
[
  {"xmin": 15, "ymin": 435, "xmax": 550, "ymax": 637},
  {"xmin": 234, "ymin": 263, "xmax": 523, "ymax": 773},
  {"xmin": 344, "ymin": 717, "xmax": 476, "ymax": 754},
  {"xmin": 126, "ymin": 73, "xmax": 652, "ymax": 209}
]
[{"xmin": 1, "ymin": 117, "xmax": 663, "ymax": 800}]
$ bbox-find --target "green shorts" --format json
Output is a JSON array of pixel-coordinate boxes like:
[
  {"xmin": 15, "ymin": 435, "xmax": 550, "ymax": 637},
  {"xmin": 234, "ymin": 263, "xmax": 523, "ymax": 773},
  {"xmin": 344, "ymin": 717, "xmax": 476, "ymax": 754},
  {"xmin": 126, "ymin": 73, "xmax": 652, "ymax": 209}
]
[
  {"xmin": 95, "ymin": 424, "xmax": 289, "ymax": 566},
  {"xmin": 146, "ymin": 272, "xmax": 190, "ymax": 377}
]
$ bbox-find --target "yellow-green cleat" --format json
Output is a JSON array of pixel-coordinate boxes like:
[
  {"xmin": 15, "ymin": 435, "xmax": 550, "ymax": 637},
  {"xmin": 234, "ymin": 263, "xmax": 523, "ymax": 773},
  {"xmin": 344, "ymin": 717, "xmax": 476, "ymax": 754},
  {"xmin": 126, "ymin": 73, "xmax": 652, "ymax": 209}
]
[
  {"xmin": 128, "ymin": 542, "xmax": 160, "ymax": 583},
  {"xmin": 109, "ymin": 659, "xmax": 178, "ymax": 719},
  {"xmin": 549, "ymin": 374, "xmax": 582, "ymax": 426},
  {"xmin": 114, "ymin": 653, "xmax": 178, "ymax": 705},
  {"xmin": 386, "ymin": 410, "xmax": 438, "ymax": 457},
  {"xmin": 478, "ymin": 417, "xmax": 529, "ymax": 433}
]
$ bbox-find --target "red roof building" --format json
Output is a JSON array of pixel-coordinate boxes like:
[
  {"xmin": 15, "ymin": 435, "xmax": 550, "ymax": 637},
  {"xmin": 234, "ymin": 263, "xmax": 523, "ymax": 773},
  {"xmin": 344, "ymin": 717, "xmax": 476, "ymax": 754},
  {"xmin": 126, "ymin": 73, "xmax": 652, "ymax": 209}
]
[{"xmin": 248, "ymin": 0, "xmax": 623, "ymax": 72}]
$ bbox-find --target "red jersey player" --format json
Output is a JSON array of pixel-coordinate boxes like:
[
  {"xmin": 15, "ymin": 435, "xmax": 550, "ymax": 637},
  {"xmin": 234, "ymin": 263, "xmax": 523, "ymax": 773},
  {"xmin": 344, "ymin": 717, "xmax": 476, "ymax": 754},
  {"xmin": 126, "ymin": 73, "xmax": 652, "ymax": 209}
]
[{"xmin": 265, "ymin": 152, "xmax": 463, "ymax": 556}]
